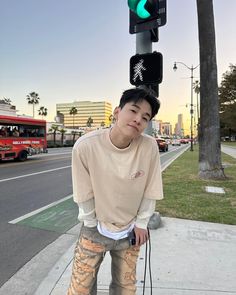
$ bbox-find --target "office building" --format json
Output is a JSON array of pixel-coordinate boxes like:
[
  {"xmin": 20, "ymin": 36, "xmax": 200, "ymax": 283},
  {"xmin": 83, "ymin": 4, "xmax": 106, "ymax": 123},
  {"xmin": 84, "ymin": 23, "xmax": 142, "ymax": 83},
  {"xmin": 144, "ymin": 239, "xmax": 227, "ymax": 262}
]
[
  {"xmin": 154, "ymin": 120, "xmax": 172, "ymax": 136},
  {"xmin": 175, "ymin": 114, "xmax": 184, "ymax": 136},
  {"xmin": 161, "ymin": 122, "xmax": 172, "ymax": 136},
  {"xmin": 56, "ymin": 100, "xmax": 112, "ymax": 128},
  {"xmin": 0, "ymin": 100, "xmax": 17, "ymax": 116}
]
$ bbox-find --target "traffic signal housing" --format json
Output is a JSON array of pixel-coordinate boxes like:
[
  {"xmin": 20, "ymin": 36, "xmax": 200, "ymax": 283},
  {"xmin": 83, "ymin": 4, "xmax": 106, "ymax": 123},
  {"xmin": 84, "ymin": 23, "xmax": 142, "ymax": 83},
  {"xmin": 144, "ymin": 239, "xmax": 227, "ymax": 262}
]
[
  {"xmin": 128, "ymin": 0, "xmax": 159, "ymax": 19},
  {"xmin": 128, "ymin": 0, "xmax": 167, "ymax": 34}
]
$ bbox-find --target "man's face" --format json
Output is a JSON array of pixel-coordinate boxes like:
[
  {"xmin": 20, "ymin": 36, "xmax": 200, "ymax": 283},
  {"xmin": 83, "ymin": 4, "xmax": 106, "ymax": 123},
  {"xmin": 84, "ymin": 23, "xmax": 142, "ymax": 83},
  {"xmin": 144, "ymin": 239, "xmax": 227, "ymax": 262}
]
[{"xmin": 114, "ymin": 100, "xmax": 152, "ymax": 139}]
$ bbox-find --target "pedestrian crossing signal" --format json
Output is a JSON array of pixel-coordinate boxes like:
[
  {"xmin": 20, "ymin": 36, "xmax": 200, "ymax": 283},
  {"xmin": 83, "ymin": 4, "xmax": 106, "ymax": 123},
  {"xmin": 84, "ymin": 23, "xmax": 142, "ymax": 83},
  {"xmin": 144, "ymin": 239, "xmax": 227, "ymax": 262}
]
[{"xmin": 130, "ymin": 52, "xmax": 163, "ymax": 86}]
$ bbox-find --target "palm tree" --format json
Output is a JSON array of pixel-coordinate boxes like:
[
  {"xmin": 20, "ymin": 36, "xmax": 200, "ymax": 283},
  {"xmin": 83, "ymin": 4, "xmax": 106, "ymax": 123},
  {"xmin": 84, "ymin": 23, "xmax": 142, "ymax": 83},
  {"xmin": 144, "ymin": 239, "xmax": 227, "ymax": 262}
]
[
  {"xmin": 196, "ymin": 0, "xmax": 225, "ymax": 179},
  {"xmin": 2, "ymin": 97, "xmax": 12, "ymax": 105},
  {"xmin": 109, "ymin": 114, "xmax": 115, "ymax": 126},
  {"xmin": 26, "ymin": 92, "xmax": 40, "ymax": 118},
  {"xmin": 69, "ymin": 107, "xmax": 78, "ymax": 129},
  {"xmin": 71, "ymin": 130, "xmax": 78, "ymax": 145},
  {"xmin": 59, "ymin": 128, "xmax": 66, "ymax": 146},
  {"xmin": 49, "ymin": 124, "xmax": 59, "ymax": 146},
  {"xmin": 86, "ymin": 116, "xmax": 93, "ymax": 128},
  {"xmin": 38, "ymin": 106, "xmax": 48, "ymax": 119}
]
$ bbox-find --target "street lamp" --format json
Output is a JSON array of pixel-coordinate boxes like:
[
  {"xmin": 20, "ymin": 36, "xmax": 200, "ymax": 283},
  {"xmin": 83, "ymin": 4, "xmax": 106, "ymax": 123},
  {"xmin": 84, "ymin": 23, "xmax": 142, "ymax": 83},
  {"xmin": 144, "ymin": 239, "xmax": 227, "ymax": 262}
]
[{"xmin": 173, "ymin": 62, "xmax": 199, "ymax": 151}]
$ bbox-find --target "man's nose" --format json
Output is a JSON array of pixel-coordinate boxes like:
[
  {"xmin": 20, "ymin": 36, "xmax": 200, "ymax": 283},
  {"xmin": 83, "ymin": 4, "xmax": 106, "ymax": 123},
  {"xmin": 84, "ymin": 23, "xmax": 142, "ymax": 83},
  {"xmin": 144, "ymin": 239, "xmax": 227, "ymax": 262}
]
[{"xmin": 134, "ymin": 114, "xmax": 141, "ymax": 124}]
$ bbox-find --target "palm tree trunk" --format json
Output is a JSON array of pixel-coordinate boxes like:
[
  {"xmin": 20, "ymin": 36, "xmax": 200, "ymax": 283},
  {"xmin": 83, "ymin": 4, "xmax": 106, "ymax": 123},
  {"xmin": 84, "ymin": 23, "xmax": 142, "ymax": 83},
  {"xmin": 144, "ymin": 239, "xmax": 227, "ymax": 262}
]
[
  {"xmin": 197, "ymin": 0, "xmax": 226, "ymax": 179},
  {"xmin": 53, "ymin": 132, "xmax": 56, "ymax": 146}
]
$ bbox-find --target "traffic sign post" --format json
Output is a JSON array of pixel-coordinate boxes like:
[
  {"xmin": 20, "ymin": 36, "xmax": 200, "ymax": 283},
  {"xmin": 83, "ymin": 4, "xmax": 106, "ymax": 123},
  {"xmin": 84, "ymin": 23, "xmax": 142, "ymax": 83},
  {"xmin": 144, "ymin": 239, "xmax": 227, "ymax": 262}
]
[
  {"xmin": 130, "ymin": 52, "xmax": 163, "ymax": 86},
  {"xmin": 127, "ymin": 0, "xmax": 167, "ymax": 136}
]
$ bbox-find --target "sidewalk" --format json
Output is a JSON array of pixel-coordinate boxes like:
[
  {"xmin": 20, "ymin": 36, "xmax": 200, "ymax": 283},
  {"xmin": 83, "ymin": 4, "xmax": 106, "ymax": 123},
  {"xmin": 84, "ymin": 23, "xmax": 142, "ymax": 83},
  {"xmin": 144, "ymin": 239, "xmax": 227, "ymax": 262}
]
[
  {"xmin": 221, "ymin": 144, "xmax": 236, "ymax": 158},
  {"xmin": 1, "ymin": 146, "xmax": 236, "ymax": 295},
  {"xmin": 1, "ymin": 217, "xmax": 236, "ymax": 295},
  {"xmin": 41, "ymin": 218, "xmax": 236, "ymax": 295}
]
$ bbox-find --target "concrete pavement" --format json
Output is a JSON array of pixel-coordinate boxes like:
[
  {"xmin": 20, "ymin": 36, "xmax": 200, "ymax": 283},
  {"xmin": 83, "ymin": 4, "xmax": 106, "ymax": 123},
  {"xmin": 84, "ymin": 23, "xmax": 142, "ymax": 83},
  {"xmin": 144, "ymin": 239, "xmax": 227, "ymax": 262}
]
[
  {"xmin": 40, "ymin": 218, "xmax": 236, "ymax": 295},
  {"xmin": 1, "ymin": 217, "xmax": 236, "ymax": 295},
  {"xmin": 221, "ymin": 144, "xmax": 236, "ymax": 159},
  {"xmin": 1, "ymin": 145, "xmax": 236, "ymax": 295}
]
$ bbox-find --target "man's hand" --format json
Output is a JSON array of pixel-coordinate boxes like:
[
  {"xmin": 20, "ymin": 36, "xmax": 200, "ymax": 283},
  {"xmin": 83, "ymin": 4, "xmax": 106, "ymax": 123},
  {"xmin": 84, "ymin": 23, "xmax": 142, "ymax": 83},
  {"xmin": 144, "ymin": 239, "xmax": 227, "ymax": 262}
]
[{"xmin": 133, "ymin": 226, "xmax": 149, "ymax": 246}]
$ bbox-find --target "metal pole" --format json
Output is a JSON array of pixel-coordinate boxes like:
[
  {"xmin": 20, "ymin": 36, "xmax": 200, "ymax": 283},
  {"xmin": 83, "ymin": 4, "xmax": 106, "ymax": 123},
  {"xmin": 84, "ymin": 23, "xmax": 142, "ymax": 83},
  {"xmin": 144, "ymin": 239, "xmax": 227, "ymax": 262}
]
[
  {"xmin": 173, "ymin": 62, "xmax": 199, "ymax": 149},
  {"xmin": 190, "ymin": 66, "xmax": 194, "ymax": 151},
  {"xmin": 196, "ymin": 81, "xmax": 200, "ymax": 125},
  {"xmin": 136, "ymin": 31, "xmax": 152, "ymax": 54},
  {"xmin": 196, "ymin": 81, "xmax": 200, "ymax": 136},
  {"xmin": 136, "ymin": 31, "xmax": 153, "ymax": 136}
]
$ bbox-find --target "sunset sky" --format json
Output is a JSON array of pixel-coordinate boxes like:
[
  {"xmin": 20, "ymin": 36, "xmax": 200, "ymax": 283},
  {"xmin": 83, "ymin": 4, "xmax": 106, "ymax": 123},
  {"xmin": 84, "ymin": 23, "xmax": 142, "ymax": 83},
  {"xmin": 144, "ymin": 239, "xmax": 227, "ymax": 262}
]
[{"xmin": 1, "ymin": 0, "xmax": 235, "ymax": 132}]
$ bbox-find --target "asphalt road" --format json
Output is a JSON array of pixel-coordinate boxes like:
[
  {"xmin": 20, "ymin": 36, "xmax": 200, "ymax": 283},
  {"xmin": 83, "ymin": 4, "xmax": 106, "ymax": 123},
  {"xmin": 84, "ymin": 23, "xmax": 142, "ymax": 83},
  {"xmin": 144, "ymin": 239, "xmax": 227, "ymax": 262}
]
[
  {"xmin": 0, "ymin": 144, "xmax": 188, "ymax": 286},
  {"xmin": 0, "ymin": 148, "xmax": 72, "ymax": 286}
]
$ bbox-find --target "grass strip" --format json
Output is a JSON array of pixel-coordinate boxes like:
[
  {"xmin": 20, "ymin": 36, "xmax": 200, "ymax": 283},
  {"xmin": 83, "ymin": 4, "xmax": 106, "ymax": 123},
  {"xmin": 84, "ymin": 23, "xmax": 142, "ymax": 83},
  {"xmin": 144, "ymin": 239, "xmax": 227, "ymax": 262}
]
[{"xmin": 157, "ymin": 145, "xmax": 236, "ymax": 225}]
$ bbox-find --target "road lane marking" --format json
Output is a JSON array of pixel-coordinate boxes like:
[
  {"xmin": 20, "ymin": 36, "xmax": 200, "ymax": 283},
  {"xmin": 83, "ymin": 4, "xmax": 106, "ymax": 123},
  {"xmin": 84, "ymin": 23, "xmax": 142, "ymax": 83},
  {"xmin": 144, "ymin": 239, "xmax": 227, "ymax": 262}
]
[
  {"xmin": 28, "ymin": 155, "xmax": 71, "ymax": 163},
  {"xmin": 161, "ymin": 145, "xmax": 190, "ymax": 172},
  {"xmin": 0, "ymin": 154, "xmax": 71, "ymax": 168},
  {"xmin": 37, "ymin": 151, "xmax": 72, "ymax": 157},
  {"xmin": 9, "ymin": 194, "xmax": 73, "ymax": 224},
  {"xmin": 0, "ymin": 165, "xmax": 71, "ymax": 183}
]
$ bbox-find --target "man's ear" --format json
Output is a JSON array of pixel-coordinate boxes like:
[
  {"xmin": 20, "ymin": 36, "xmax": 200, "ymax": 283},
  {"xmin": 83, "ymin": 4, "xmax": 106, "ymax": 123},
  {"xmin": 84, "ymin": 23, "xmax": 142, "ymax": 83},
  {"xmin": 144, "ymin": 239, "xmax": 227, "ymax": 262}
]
[{"xmin": 113, "ymin": 106, "xmax": 121, "ymax": 121}]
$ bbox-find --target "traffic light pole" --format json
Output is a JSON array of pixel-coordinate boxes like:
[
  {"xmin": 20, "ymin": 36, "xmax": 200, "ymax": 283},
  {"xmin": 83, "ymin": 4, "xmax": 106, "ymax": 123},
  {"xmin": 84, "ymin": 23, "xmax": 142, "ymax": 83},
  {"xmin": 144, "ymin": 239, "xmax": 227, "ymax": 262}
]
[
  {"xmin": 136, "ymin": 31, "xmax": 154, "ymax": 136},
  {"xmin": 136, "ymin": 31, "xmax": 152, "ymax": 54}
]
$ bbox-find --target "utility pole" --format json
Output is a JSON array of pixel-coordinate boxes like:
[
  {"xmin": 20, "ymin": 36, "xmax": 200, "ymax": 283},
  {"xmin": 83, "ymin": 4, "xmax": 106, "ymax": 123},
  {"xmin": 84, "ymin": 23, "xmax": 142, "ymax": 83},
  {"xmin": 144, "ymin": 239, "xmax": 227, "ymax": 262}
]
[{"xmin": 173, "ymin": 62, "xmax": 199, "ymax": 151}]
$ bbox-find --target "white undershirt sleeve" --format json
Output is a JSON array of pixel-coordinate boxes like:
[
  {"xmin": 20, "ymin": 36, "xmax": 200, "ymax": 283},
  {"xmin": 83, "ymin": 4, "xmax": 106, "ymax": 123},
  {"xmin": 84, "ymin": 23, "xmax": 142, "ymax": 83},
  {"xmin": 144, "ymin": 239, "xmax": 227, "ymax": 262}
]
[
  {"xmin": 135, "ymin": 198, "xmax": 156, "ymax": 229},
  {"xmin": 78, "ymin": 198, "xmax": 97, "ymax": 227}
]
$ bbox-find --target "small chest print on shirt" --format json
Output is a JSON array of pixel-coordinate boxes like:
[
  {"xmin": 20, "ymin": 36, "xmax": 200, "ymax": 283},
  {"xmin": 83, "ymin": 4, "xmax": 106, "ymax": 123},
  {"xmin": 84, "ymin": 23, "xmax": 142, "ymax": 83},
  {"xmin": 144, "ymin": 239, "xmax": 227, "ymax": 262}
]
[{"xmin": 130, "ymin": 170, "xmax": 145, "ymax": 180}]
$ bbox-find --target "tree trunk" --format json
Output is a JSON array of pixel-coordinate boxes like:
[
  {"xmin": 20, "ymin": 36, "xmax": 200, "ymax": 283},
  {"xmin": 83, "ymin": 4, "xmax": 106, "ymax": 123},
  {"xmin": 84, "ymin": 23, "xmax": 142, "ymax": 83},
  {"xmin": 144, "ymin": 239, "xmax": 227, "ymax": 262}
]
[
  {"xmin": 53, "ymin": 132, "xmax": 56, "ymax": 146},
  {"xmin": 196, "ymin": 0, "xmax": 226, "ymax": 179}
]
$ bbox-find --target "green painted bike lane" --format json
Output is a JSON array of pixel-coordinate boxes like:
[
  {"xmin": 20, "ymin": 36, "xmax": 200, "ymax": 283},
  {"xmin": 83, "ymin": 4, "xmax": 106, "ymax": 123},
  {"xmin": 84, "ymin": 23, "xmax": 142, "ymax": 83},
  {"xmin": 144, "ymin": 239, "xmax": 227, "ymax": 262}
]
[{"xmin": 17, "ymin": 198, "xmax": 79, "ymax": 234}]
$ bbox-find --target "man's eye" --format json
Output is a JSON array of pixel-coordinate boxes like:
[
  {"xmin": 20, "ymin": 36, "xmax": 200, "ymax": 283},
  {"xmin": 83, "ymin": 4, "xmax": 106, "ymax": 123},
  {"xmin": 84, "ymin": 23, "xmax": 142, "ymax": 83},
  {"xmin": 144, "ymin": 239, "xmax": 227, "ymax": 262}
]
[
  {"xmin": 143, "ymin": 117, "xmax": 148, "ymax": 122},
  {"xmin": 131, "ymin": 109, "xmax": 136, "ymax": 113}
]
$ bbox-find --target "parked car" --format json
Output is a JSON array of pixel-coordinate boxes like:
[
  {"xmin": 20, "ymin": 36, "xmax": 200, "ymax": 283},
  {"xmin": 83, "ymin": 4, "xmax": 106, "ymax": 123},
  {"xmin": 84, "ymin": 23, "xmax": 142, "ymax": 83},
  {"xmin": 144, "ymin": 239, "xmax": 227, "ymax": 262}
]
[
  {"xmin": 180, "ymin": 138, "xmax": 189, "ymax": 144},
  {"xmin": 156, "ymin": 138, "xmax": 168, "ymax": 152},
  {"xmin": 172, "ymin": 138, "xmax": 181, "ymax": 146}
]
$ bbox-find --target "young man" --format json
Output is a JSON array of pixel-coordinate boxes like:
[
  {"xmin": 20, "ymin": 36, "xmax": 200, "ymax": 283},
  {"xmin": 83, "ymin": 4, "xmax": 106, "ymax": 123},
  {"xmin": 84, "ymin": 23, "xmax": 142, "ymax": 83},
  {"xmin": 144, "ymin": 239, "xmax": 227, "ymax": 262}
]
[{"xmin": 67, "ymin": 87, "xmax": 163, "ymax": 295}]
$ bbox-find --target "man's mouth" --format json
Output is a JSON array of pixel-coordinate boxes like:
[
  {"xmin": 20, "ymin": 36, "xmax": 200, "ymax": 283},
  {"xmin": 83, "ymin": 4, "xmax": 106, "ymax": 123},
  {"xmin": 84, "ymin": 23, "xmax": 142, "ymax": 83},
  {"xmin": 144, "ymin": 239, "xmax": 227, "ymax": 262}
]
[{"xmin": 128, "ymin": 124, "xmax": 139, "ymax": 132}]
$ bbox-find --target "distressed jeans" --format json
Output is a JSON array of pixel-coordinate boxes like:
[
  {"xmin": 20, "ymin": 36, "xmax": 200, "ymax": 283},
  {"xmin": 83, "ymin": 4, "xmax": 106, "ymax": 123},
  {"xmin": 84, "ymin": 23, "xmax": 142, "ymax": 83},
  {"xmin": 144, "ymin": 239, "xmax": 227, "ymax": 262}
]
[{"xmin": 67, "ymin": 225, "xmax": 140, "ymax": 295}]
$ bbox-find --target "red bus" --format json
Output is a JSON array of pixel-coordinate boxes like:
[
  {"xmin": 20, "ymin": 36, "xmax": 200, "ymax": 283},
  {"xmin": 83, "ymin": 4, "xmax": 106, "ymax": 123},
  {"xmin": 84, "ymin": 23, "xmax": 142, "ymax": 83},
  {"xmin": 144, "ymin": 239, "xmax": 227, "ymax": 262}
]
[{"xmin": 0, "ymin": 115, "xmax": 47, "ymax": 161}]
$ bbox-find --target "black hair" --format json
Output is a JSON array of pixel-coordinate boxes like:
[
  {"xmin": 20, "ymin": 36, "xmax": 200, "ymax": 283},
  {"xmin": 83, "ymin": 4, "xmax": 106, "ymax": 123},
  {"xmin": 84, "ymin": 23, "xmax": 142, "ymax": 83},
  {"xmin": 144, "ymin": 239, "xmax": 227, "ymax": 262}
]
[{"xmin": 119, "ymin": 86, "xmax": 160, "ymax": 119}]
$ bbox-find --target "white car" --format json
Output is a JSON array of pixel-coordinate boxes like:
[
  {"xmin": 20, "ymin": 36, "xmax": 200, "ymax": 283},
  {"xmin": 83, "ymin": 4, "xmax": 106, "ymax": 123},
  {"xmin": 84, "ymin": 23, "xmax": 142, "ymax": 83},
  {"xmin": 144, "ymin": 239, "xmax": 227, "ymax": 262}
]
[{"xmin": 172, "ymin": 139, "xmax": 181, "ymax": 146}]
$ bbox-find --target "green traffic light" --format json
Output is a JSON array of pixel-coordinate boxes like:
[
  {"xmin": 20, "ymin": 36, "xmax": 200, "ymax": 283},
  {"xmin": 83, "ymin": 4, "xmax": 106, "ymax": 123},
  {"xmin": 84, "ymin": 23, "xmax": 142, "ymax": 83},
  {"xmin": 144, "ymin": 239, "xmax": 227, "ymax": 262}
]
[
  {"xmin": 128, "ymin": 0, "xmax": 151, "ymax": 19},
  {"xmin": 137, "ymin": 0, "xmax": 151, "ymax": 19},
  {"xmin": 127, "ymin": 0, "xmax": 140, "ymax": 12}
]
